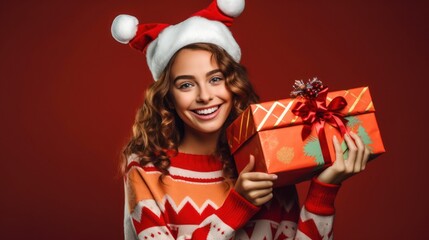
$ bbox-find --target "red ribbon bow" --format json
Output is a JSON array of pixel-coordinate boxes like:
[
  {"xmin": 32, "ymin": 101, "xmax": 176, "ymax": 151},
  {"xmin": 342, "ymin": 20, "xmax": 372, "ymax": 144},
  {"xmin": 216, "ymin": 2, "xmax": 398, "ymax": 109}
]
[{"xmin": 292, "ymin": 88, "xmax": 348, "ymax": 164}]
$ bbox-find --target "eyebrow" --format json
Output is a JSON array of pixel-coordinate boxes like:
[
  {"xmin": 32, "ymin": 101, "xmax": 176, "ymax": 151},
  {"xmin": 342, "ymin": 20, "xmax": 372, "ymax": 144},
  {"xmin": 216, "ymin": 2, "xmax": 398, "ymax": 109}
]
[{"xmin": 173, "ymin": 69, "xmax": 222, "ymax": 83}]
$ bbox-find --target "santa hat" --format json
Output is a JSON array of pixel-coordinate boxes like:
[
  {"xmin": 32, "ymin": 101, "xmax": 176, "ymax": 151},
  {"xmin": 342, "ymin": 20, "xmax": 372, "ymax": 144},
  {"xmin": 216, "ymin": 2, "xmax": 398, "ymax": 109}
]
[{"xmin": 111, "ymin": 0, "xmax": 245, "ymax": 81}]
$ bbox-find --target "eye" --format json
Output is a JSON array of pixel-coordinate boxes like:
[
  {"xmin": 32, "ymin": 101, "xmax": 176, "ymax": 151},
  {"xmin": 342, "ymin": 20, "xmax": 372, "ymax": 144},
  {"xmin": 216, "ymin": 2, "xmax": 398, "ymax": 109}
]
[
  {"xmin": 178, "ymin": 82, "xmax": 194, "ymax": 89},
  {"xmin": 209, "ymin": 76, "xmax": 224, "ymax": 84}
]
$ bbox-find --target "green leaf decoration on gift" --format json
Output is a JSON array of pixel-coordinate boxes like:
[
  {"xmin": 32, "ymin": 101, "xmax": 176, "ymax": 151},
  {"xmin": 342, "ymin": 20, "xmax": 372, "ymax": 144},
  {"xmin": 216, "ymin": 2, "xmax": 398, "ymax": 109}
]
[
  {"xmin": 304, "ymin": 136, "xmax": 324, "ymax": 170},
  {"xmin": 357, "ymin": 125, "xmax": 373, "ymax": 153},
  {"xmin": 340, "ymin": 124, "xmax": 374, "ymax": 160},
  {"xmin": 340, "ymin": 117, "xmax": 361, "ymax": 160},
  {"xmin": 345, "ymin": 116, "xmax": 361, "ymax": 129}
]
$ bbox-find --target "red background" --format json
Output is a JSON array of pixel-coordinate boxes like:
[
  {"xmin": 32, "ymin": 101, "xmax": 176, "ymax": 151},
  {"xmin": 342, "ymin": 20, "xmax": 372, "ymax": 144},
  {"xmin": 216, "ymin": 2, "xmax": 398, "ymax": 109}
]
[{"xmin": 1, "ymin": 0, "xmax": 428, "ymax": 239}]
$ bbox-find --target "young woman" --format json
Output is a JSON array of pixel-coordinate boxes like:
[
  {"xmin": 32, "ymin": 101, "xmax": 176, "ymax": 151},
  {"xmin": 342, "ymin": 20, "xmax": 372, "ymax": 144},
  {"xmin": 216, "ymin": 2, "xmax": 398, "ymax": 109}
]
[{"xmin": 112, "ymin": 1, "xmax": 370, "ymax": 239}]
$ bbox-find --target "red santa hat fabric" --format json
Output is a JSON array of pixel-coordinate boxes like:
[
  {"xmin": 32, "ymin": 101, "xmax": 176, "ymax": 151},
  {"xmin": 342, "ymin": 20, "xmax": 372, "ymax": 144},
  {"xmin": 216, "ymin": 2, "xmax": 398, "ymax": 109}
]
[{"xmin": 111, "ymin": 0, "xmax": 245, "ymax": 81}]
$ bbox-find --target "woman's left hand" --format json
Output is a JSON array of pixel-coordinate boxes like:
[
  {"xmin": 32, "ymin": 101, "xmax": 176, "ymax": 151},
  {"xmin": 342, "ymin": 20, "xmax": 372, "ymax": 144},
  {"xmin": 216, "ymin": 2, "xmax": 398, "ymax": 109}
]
[{"xmin": 317, "ymin": 131, "xmax": 371, "ymax": 185}]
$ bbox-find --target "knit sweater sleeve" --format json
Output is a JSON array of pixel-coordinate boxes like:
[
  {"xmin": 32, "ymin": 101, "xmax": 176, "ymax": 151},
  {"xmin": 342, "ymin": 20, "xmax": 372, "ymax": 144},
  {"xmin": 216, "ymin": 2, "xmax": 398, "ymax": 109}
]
[
  {"xmin": 234, "ymin": 177, "xmax": 340, "ymax": 239},
  {"xmin": 294, "ymin": 177, "xmax": 340, "ymax": 240},
  {"xmin": 124, "ymin": 164, "xmax": 259, "ymax": 240}
]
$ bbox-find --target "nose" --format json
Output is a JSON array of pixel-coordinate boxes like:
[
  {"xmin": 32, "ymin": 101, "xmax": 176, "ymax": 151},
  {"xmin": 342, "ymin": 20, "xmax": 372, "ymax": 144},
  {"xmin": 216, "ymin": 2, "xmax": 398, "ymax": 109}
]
[{"xmin": 196, "ymin": 84, "xmax": 213, "ymax": 103}]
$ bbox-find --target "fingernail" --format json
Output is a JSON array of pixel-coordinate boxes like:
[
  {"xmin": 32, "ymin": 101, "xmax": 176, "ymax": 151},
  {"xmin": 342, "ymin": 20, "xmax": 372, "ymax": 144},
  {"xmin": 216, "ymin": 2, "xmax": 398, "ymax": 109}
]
[
  {"xmin": 333, "ymin": 135, "xmax": 338, "ymax": 141},
  {"xmin": 272, "ymin": 174, "xmax": 278, "ymax": 180}
]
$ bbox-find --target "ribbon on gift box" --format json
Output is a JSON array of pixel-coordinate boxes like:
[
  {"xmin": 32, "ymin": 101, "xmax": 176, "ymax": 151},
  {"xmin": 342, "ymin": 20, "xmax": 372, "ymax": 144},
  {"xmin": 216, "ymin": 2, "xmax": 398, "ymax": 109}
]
[{"xmin": 292, "ymin": 87, "xmax": 348, "ymax": 164}]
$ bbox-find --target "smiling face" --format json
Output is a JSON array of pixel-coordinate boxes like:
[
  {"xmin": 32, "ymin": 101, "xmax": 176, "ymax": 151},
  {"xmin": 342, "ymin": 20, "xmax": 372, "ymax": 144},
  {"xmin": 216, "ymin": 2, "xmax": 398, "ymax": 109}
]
[{"xmin": 169, "ymin": 48, "xmax": 233, "ymax": 137}]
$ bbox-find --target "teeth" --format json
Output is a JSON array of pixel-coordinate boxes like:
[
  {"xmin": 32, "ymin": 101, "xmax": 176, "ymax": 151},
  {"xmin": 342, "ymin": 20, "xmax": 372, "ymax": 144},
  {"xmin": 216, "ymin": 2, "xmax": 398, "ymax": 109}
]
[{"xmin": 195, "ymin": 106, "xmax": 219, "ymax": 115}]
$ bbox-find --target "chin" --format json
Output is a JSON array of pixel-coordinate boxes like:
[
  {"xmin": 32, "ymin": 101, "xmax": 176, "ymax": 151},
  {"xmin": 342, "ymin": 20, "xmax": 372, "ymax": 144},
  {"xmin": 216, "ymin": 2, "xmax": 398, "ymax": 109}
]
[{"xmin": 194, "ymin": 123, "xmax": 225, "ymax": 135}]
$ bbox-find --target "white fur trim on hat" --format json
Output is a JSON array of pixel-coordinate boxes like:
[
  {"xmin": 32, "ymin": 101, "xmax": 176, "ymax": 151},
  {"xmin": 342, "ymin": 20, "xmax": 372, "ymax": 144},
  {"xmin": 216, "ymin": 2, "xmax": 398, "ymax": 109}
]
[
  {"xmin": 217, "ymin": 0, "xmax": 245, "ymax": 17},
  {"xmin": 111, "ymin": 14, "xmax": 139, "ymax": 44},
  {"xmin": 146, "ymin": 16, "xmax": 241, "ymax": 81}
]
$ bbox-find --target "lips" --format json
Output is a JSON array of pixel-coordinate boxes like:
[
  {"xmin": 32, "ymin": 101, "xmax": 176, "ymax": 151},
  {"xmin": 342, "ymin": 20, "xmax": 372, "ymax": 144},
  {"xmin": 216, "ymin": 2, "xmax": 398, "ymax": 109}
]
[
  {"xmin": 194, "ymin": 106, "xmax": 219, "ymax": 115},
  {"xmin": 191, "ymin": 105, "xmax": 221, "ymax": 120}
]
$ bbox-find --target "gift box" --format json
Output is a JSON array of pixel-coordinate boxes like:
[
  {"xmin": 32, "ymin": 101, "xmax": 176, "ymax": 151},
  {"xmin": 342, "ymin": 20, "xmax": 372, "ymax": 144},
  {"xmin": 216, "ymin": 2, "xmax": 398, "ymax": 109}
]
[{"xmin": 226, "ymin": 84, "xmax": 385, "ymax": 187}]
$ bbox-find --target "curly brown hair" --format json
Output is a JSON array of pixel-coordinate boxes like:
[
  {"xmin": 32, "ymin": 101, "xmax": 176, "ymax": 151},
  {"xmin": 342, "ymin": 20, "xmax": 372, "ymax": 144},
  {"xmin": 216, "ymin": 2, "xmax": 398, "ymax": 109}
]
[{"xmin": 122, "ymin": 43, "xmax": 259, "ymax": 179}]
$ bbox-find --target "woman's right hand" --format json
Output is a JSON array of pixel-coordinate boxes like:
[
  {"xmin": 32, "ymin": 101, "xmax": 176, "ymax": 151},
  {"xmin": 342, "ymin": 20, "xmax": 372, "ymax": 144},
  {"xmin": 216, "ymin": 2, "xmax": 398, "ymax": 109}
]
[{"xmin": 234, "ymin": 155, "xmax": 278, "ymax": 206}]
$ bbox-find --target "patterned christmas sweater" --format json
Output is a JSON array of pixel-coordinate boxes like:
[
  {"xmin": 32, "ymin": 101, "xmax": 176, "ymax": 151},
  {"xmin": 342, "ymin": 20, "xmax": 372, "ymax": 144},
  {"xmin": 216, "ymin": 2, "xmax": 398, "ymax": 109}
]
[{"xmin": 124, "ymin": 152, "xmax": 340, "ymax": 240}]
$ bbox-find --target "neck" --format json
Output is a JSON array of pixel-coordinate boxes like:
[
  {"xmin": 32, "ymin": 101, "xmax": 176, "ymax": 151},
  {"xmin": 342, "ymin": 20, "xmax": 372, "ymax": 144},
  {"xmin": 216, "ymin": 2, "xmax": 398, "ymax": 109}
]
[{"xmin": 179, "ymin": 126, "xmax": 222, "ymax": 155}]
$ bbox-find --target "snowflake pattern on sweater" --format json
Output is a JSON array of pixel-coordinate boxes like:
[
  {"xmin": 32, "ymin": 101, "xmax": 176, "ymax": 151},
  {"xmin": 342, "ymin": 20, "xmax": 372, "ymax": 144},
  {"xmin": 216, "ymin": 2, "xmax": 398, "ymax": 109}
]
[{"xmin": 124, "ymin": 152, "xmax": 340, "ymax": 240}]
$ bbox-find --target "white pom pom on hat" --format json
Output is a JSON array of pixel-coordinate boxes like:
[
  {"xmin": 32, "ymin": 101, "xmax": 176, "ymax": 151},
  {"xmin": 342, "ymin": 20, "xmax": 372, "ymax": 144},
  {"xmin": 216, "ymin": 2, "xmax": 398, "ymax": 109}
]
[
  {"xmin": 111, "ymin": 0, "xmax": 246, "ymax": 81},
  {"xmin": 217, "ymin": 0, "xmax": 245, "ymax": 17},
  {"xmin": 111, "ymin": 14, "xmax": 139, "ymax": 44}
]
